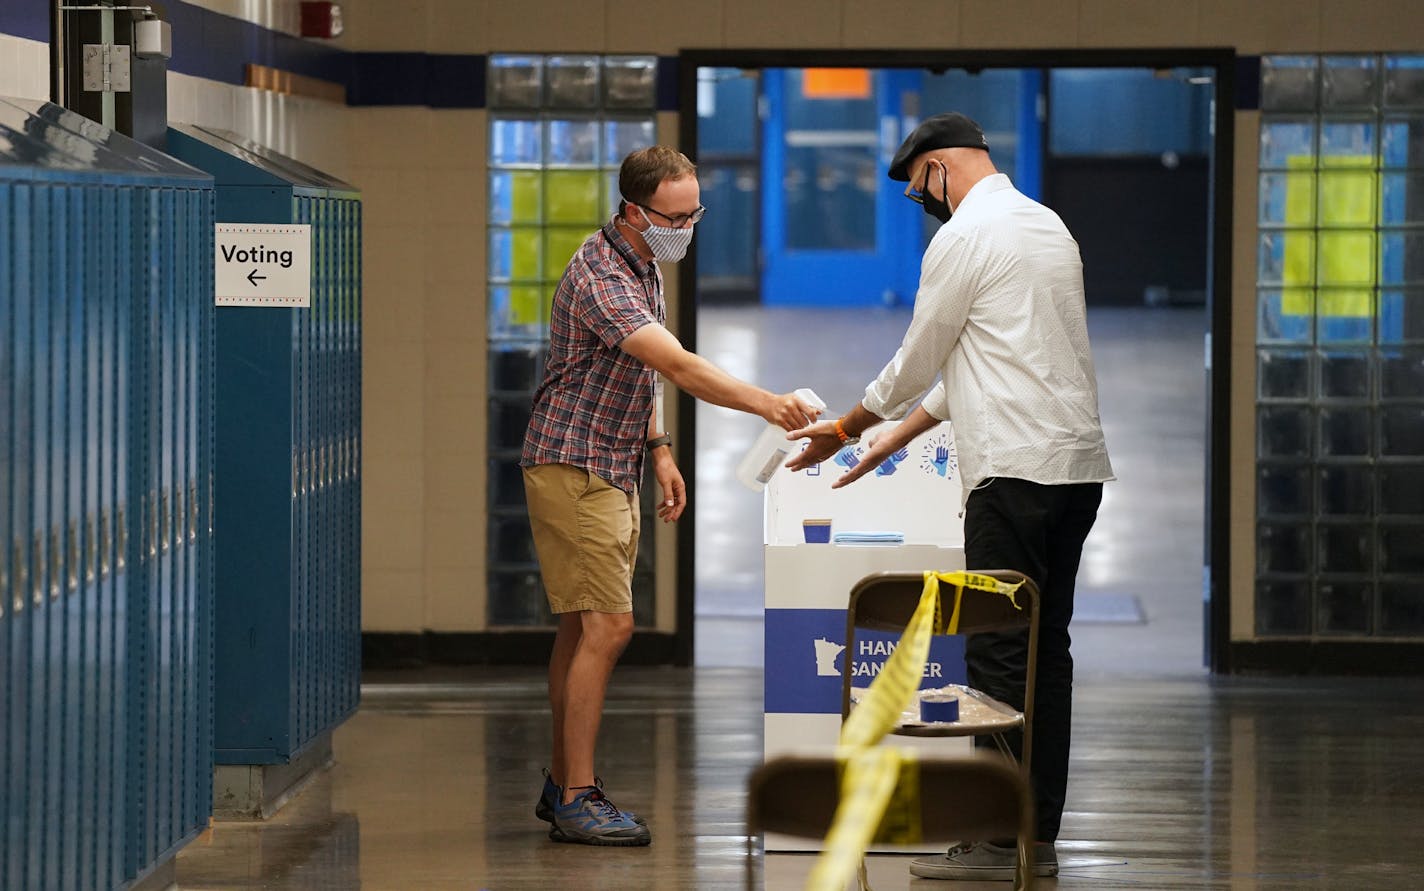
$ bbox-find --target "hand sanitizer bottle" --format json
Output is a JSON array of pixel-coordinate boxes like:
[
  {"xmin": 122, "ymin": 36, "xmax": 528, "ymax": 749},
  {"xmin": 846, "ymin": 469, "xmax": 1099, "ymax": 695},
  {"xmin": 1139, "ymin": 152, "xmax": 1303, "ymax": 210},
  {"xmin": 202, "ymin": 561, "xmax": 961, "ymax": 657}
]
[{"xmin": 734, "ymin": 388, "xmax": 826, "ymax": 492}]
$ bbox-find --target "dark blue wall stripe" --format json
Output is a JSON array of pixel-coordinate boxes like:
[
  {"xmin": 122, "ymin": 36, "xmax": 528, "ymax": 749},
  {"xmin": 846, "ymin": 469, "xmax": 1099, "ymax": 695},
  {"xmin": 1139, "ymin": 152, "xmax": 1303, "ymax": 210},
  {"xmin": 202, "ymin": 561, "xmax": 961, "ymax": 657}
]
[
  {"xmin": 0, "ymin": 0, "xmax": 50, "ymax": 43},
  {"xmin": 348, "ymin": 52, "xmax": 486, "ymax": 107},
  {"xmin": 657, "ymin": 55, "xmax": 678, "ymax": 111}
]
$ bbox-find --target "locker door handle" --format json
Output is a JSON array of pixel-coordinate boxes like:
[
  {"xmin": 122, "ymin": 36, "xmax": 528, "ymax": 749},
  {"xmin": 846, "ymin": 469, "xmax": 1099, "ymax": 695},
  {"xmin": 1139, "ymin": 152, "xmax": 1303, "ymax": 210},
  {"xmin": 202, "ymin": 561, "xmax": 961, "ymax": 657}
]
[
  {"xmin": 189, "ymin": 481, "xmax": 199, "ymax": 543},
  {"xmin": 100, "ymin": 509, "xmax": 112, "ymax": 578},
  {"xmin": 117, "ymin": 504, "xmax": 128, "ymax": 571},
  {"xmin": 148, "ymin": 490, "xmax": 159, "ymax": 558},
  {"xmin": 12, "ymin": 540, "xmax": 24, "ymax": 613},
  {"xmin": 161, "ymin": 490, "xmax": 171, "ymax": 552},
  {"xmin": 67, "ymin": 520, "xmax": 79, "ymax": 594}
]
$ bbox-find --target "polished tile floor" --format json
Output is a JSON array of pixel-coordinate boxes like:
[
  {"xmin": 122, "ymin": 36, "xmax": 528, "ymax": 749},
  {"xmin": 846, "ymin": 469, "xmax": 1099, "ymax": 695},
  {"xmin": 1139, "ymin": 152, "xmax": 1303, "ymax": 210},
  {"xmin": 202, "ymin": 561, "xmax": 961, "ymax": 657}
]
[
  {"xmin": 173, "ymin": 306, "xmax": 1424, "ymax": 889},
  {"xmin": 175, "ymin": 667, "xmax": 1424, "ymax": 890}
]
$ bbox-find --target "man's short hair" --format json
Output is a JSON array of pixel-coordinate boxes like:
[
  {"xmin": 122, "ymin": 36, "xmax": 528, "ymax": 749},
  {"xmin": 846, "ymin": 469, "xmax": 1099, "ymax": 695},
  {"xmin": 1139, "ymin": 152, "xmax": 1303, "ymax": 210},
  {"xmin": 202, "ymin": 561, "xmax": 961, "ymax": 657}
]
[{"xmin": 619, "ymin": 146, "xmax": 697, "ymax": 207}]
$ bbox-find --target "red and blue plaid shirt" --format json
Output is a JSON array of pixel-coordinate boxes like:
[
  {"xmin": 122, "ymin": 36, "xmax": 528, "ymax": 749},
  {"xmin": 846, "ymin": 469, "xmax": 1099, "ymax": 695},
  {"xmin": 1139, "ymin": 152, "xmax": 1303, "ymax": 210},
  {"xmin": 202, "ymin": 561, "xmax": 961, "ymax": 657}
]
[{"xmin": 521, "ymin": 220, "xmax": 665, "ymax": 493}]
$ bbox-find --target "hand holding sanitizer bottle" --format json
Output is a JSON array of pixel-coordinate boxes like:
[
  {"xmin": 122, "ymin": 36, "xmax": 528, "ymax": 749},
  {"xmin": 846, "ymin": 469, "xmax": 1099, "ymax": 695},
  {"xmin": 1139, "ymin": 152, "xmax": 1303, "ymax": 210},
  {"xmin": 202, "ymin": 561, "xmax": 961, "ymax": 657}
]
[{"xmin": 734, "ymin": 388, "xmax": 826, "ymax": 491}]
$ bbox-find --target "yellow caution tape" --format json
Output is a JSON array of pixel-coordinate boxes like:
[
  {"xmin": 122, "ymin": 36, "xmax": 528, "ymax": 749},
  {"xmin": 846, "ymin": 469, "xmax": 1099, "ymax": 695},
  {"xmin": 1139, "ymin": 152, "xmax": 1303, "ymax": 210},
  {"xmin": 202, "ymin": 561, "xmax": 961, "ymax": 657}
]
[{"xmin": 803, "ymin": 571, "xmax": 1023, "ymax": 891}]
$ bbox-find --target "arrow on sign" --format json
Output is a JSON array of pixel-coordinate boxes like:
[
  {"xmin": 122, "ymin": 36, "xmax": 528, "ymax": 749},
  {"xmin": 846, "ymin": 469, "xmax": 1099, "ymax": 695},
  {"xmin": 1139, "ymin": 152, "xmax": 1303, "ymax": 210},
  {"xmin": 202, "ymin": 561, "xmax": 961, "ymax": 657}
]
[{"xmin": 246, "ymin": 269, "xmax": 267, "ymax": 286}]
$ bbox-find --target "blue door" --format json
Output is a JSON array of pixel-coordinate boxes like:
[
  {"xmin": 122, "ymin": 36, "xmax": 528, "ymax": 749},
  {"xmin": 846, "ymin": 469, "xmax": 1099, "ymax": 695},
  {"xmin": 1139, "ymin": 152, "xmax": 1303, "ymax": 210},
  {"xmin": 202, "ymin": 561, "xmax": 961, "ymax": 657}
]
[{"xmin": 760, "ymin": 68, "xmax": 923, "ymax": 307}]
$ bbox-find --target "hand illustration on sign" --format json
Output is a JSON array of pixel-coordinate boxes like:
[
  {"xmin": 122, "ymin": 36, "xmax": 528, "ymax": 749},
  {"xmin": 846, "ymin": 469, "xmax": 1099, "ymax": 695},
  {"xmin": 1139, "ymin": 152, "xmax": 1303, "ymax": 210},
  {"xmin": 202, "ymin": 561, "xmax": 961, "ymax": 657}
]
[
  {"xmin": 919, "ymin": 434, "xmax": 957, "ymax": 480},
  {"xmin": 833, "ymin": 446, "xmax": 861, "ymax": 472},
  {"xmin": 875, "ymin": 447, "xmax": 909, "ymax": 477}
]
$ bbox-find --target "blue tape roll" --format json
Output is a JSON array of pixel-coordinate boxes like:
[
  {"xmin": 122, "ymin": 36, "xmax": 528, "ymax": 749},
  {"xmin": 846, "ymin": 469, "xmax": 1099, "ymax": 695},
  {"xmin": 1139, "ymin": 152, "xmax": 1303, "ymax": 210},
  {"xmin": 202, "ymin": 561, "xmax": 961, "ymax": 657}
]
[{"xmin": 920, "ymin": 694, "xmax": 959, "ymax": 723}]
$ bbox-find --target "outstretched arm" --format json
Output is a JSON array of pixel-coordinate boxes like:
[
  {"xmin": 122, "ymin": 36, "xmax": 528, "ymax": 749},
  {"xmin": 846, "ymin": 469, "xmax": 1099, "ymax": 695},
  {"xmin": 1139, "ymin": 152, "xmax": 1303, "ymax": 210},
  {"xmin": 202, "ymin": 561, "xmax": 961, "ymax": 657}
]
[
  {"xmin": 620, "ymin": 323, "xmax": 820, "ymax": 430},
  {"xmin": 829, "ymin": 405, "xmax": 940, "ymax": 489}
]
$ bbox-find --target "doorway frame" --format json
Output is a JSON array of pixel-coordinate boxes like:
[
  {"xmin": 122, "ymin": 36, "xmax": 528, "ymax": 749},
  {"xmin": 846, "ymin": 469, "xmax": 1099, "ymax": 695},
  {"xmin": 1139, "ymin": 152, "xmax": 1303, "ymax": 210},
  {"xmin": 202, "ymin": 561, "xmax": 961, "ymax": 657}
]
[{"xmin": 673, "ymin": 48, "xmax": 1237, "ymax": 672}]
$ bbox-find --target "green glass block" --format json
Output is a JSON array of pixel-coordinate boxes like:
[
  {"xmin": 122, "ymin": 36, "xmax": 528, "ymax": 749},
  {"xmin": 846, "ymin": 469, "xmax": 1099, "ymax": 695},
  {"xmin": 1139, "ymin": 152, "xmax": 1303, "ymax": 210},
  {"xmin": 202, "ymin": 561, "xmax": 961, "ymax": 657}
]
[
  {"xmin": 1318, "ymin": 230, "xmax": 1377, "ymax": 286},
  {"xmin": 546, "ymin": 170, "xmax": 602, "ymax": 224},
  {"xmin": 510, "ymin": 227, "xmax": 542, "ymax": 281},
  {"xmin": 544, "ymin": 228, "xmax": 590, "ymax": 280}
]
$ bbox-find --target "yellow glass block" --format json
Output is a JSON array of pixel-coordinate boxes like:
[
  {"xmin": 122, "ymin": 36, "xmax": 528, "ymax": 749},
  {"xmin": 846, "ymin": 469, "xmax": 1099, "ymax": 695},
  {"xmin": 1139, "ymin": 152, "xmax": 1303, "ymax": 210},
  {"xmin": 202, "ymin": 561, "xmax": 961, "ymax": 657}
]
[
  {"xmin": 508, "ymin": 285, "xmax": 545, "ymax": 327},
  {"xmin": 509, "ymin": 227, "xmax": 541, "ymax": 280},
  {"xmin": 1319, "ymin": 288, "xmax": 1372, "ymax": 317},
  {"xmin": 545, "ymin": 170, "xmax": 602, "ymax": 225},
  {"xmin": 544, "ymin": 228, "xmax": 589, "ymax": 280},
  {"xmin": 1319, "ymin": 169, "xmax": 1376, "ymax": 227},
  {"xmin": 510, "ymin": 171, "xmax": 542, "ymax": 224},
  {"xmin": 1282, "ymin": 157, "xmax": 1315, "ymax": 300},
  {"xmin": 1318, "ymin": 231, "xmax": 1376, "ymax": 287}
]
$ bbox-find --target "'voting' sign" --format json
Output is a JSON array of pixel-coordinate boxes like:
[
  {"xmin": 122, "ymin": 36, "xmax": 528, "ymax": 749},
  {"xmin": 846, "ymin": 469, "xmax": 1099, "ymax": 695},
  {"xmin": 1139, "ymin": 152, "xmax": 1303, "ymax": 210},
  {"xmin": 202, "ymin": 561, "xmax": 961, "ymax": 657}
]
[{"xmin": 215, "ymin": 224, "xmax": 312, "ymax": 307}]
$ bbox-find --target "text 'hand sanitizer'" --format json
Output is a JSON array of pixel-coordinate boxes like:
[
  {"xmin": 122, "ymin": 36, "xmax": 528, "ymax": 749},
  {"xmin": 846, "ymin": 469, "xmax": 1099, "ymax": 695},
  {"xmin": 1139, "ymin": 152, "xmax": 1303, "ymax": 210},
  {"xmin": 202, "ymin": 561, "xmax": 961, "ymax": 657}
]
[{"xmin": 734, "ymin": 388, "xmax": 827, "ymax": 492}]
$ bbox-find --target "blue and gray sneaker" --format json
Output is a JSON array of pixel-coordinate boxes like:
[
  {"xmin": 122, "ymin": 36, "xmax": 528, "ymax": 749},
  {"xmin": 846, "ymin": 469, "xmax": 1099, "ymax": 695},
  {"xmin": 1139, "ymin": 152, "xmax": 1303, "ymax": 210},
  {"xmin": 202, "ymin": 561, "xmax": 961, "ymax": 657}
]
[
  {"xmin": 535, "ymin": 768, "xmax": 645, "ymax": 826},
  {"xmin": 549, "ymin": 785, "xmax": 651, "ymax": 846}
]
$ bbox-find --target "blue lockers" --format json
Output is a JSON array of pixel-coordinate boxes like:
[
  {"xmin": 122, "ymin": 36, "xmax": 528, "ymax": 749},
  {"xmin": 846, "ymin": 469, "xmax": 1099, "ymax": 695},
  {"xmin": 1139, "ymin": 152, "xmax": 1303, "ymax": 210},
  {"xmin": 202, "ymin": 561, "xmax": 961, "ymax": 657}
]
[
  {"xmin": 0, "ymin": 98, "xmax": 214, "ymax": 890},
  {"xmin": 165, "ymin": 125, "xmax": 361, "ymax": 766}
]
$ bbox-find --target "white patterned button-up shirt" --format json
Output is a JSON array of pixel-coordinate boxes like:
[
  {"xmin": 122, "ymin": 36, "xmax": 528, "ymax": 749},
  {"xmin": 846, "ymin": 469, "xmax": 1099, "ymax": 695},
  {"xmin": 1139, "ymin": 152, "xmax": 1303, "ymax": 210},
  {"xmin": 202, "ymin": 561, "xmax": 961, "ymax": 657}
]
[{"xmin": 862, "ymin": 173, "xmax": 1115, "ymax": 496}]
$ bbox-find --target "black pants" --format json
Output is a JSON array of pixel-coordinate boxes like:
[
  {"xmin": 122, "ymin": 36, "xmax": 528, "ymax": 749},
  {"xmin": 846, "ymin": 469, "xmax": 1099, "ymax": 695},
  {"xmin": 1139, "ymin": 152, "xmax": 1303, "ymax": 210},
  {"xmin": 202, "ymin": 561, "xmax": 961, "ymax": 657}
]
[{"xmin": 963, "ymin": 477, "xmax": 1103, "ymax": 843}]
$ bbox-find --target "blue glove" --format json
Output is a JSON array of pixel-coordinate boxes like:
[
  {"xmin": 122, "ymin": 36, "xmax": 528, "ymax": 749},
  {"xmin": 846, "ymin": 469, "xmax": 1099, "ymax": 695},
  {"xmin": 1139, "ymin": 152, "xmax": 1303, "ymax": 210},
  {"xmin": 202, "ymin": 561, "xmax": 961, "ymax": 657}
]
[
  {"xmin": 932, "ymin": 445, "xmax": 950, "ymax": 478},
  {"xmin": 875, "ymin": 447, "xmax": 909, "ymax": 477}
]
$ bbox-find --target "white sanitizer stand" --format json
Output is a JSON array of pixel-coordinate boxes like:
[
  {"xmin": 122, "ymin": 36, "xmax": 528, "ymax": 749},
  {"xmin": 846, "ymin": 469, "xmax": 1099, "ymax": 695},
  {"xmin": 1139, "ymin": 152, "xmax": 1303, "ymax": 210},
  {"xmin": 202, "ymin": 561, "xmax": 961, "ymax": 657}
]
[{"xmin": 762, "ymin": 421, "xmax": 970, "ymax": 853}]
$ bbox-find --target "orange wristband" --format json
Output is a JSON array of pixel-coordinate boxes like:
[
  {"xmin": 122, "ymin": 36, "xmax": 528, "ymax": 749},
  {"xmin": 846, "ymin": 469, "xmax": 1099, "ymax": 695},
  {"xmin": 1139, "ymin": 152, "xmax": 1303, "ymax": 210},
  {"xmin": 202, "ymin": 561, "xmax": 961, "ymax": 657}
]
[{"xmin": 834, "ymin": 417, "xmax": 852, "ymax": 443}]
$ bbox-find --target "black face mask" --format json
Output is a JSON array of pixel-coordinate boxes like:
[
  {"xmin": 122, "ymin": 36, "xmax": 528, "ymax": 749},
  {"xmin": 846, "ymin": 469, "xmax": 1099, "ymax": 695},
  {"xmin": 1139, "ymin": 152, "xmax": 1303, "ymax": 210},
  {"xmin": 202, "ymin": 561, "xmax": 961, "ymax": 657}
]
[{"xmin": 919, "ymin": 163, "xmax": 953, "ymax": 224}]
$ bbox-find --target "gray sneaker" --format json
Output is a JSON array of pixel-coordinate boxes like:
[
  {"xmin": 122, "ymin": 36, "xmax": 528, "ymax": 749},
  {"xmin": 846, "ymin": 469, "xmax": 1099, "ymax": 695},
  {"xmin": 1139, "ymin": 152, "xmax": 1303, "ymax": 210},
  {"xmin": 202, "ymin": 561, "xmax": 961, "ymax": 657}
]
[{"xmin": 908, "ymin": 841, "xmax": 1058, "ymax": 881}]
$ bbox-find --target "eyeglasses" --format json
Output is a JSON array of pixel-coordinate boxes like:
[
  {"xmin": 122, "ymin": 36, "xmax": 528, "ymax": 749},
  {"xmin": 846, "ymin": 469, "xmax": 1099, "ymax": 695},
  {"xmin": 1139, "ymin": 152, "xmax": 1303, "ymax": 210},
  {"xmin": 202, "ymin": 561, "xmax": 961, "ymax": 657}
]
[
  {"xmin": 640, "ymin": 203, "xmax": 706, "ymax": 227},
  {"xmin": 904, "ymin": 164, "xmax": 932, "ymax": 205}
]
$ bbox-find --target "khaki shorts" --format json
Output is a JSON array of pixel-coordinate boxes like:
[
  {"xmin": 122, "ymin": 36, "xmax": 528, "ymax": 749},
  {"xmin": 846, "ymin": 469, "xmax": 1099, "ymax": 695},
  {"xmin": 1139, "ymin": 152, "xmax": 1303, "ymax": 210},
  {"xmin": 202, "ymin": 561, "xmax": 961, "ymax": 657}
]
[{"xmin": 523, "ymin": 463, "xmax": 640, "ymax": 614}]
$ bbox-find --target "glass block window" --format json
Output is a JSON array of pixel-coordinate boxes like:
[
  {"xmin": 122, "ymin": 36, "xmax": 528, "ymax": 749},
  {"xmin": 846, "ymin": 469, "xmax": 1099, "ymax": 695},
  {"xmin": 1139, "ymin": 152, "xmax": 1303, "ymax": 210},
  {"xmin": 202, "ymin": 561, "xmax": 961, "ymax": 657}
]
[
  {"xmin": 487, "ymin": 55, "xmax": 659, "ymax": 627},
  {"xmin": 1256, "ymin": 55, "xmax": 1424, "ymax": 638}
]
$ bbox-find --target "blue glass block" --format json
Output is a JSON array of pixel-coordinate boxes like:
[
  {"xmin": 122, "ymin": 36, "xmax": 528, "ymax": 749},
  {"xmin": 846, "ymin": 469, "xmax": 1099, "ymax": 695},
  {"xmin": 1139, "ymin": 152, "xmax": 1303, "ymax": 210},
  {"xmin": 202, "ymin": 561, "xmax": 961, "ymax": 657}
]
[
  {"xmin": 604, "ymin": 118, "xmax": 656, "ymax": 168},
  {"xmin": 1320, "ymin": 406, "xmax": 1373, "ymax": 456},
  {"xmin": 1318, "ymin": 349, "xmax": 1372, "ymax": 398},
  {"xmin": 488, "ymin": 227, "xmax": 542, "ymax": 282},
  {"xmin": 489, "ymin": 513, "xmax": 539, "ymax": 565},
  {"xmin": 488, "ymin": 569, "xmax": 551, "ymax": 625},
  {"xmin": 1381, "ymin": 405, "xmax": 1424, "ymax": 456},
  {"xmin": 489, "ymin": 171, "xmax": 542, "ymax": 226},
  {"xmin": 490, "ymin": 344, "xmax": 544, "ymax": 392},
  {"xmin": 1259, "ymin": 171, "xmax": 1315, "ymax": 226},
  {"xmin": 1320, "ymin": 464, "xmax": 1373, "ymax": 515},
  {"xmin": 1380, "ymin": 523, "xmax": 1424, "ymax": 573},
  {"xmin": 488, "ymin": 458, "xmax": 528, "ymax": 509},
  {"xmin": 1320, "ymin": 119, "xmax": 1376, "ymax": 159},
  {"xmin": 1381, "ymin": 173, "xmax": 1424, "ymax": 225},
  {"xmin": 1259, "ymin": 463, "xmax": 1312, "ymax": 515},
  {"xmin": 1259, "ymin": 405, "xmax": 1312, "ymax": 457},
  {"xmin": 1257, "ymin": 289, "xmax": 1313, "ymax": 343},
  {"xmin": 1383, "ymin": 55, "xmax": 1424, "ymax": 108},
  {"xmin": 488, "ymin": 284, "xmax": 547, "ymax": 342},
  {"xmin": 546, "ymin": 119, "xmax": 600, "ymax": 166},
  {"xmin": 1380, "ymin": 346, "xmax": 1424, "ymax": 398},
  {"xmin": 1381, "ymin": 115, "xmax": 1424, "ymax": 169},
  {"xmin": 1379, "ymin": 289, "xmax": 1422, "ymax": 343},
  {"xmin": 1317, "ymin": 299, "xmax": 1373, "ymax": 343},
  {"xmin": 1261, "ymin": 57, "xmax": 1319, "ymax": 112},
  {"xmin": 1322, "ymin": 56, "xmax": 1380, "ymax": 110},
  {"xmin": 488, "ymin": 395, "xmax": 532, "ymax": 451},
  {"xmin": 490, "ymin": 117, "xmax": 543, "ymax": 166},
  {"xmin": 1260, "ymin": 119, "xmax": 1317, "ymax": 169},
  {"xmin": 1379, "ymin": 581, "xmax": 1424, "ymax": 636},
  {"xmin": 547, "ymin": 55, "xmax": 601, "ymax": 109},
  {"xmin": 1317, "ymin": 523, "xmax": 1374, "ymax": 573},
  {"xmin": 1315, "ymin": 579, "xmax": 1374, "ymax": 634},
  {"xmin": 1379, "ymin": 464, "xmax": 1424, "ymax": 515},
  {"xmin": 488, "ymin": 55, "xmax": 544, "ymax": 109},
  {"xmin": 1258, "ymin": 348, "xmax": 1312, "ymax": 399},
  {"xmin": 1381, "ymin": 231, "xmax": 1424, "ymax": 285},
  {"xmin": 1255, "ymin": 577, "xmax": 1311, "ymax": 634},
  {"xmin": 1258, "ymin": 523, "xmax": 1313, "ymax": 573},
  {"xmin": 1258, "ymin": 230, "xmax": 1314, "ymax": 286},
  {"xmin": 604, "ymin": 56, "xmax": 657, "ymax": 110}
]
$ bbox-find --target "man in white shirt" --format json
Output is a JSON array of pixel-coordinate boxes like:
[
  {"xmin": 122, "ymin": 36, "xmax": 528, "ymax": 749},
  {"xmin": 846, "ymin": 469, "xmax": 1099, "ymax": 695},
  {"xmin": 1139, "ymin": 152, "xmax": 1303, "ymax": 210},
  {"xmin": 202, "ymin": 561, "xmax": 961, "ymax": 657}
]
[{"xmin": 788, "ymin": 112, "xmax": 1114, "ymax": 882}]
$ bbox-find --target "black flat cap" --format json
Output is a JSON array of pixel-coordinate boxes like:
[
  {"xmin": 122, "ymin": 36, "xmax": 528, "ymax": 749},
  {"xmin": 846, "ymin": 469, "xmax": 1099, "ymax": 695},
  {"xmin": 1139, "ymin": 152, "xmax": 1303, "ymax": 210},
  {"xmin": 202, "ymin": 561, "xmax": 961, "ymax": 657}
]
[{"xmin": 888, "ymin": 112, "xmax": 990, "ymax": 181}]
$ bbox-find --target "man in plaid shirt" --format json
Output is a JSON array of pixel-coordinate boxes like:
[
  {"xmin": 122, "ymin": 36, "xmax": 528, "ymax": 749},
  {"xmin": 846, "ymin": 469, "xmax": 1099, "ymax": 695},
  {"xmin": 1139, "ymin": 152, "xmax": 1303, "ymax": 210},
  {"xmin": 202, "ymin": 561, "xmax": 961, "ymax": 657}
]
[{"xmin": 522, "ymin": 146, "xmax": 820, "ymax": 846}]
